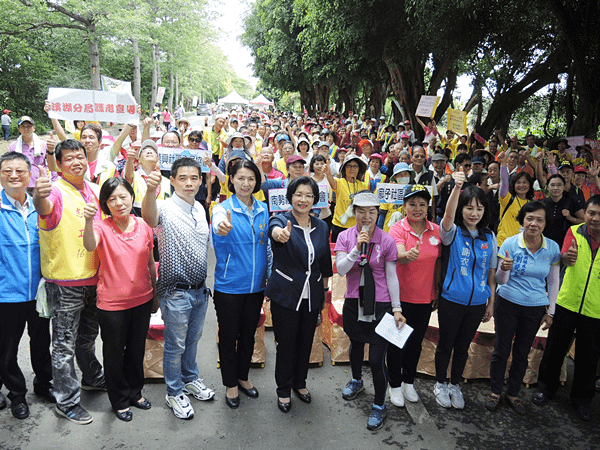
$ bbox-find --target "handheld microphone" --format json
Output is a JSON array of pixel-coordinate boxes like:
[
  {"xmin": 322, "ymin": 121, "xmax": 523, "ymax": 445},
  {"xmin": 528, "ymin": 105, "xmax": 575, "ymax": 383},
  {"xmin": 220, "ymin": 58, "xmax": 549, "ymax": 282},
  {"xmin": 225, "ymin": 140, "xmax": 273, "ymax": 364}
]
[{"xmin": 360, "ymin": 224, "xmax": 369, "ymax": 263}]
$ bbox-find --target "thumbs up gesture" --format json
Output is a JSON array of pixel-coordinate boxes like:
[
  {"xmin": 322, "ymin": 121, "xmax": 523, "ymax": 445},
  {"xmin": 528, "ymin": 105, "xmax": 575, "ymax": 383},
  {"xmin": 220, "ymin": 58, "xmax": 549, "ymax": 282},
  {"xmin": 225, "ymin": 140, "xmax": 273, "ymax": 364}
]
[
  {"xmin": 406, "ymin": 241, "xmax": 421, "ymax": 261},
  {"xmin": 34, "ymin": 165, "xmax": 52, "ymax": 199},
  {"xmin": 217, "ymin": 209, "xmax": 233, "ymax": 236},
  {"xmin": 146, "ymin": 166, "xmax": 162, "ymax": 191},
  {"xmin": 46, "ymin": 131, "xmax": 55, "ymax": 154},
  {"xmin": 564, "ymin": 238, "xmax": 578, "ymax": 266},
  {"xmin": 274, "ymin": 220, "xmax": 292, "ymax": 243},
  {"xmin": 83, "ymin": 202, "xmax": 98, "ymax": 221},
  {"xmin": 501, "ymin": 250, "xmax": 513, "ymax": 271}
]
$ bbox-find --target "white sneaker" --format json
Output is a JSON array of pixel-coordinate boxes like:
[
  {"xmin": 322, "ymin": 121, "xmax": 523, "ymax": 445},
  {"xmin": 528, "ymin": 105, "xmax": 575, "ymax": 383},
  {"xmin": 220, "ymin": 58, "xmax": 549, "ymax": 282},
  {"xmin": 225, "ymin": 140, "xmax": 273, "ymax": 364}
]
[
  {"xmin": 166, "ymin": 393, "xmax": 194, "ymax": 419},
  {"xmin": 449, "ymin": 384, "xmax": 465, "ymax": 409},
  {"xmin": 433, "ymin": 382, "xmax": 452, "ymax": 408},
  {"xmin": 389, "ymin": 387, "xmax": 405, "ymax": 407},
  {"xmin": 401, "ymin": 382, "xmax": 419, "ymax": 403},
  {"xmin": 183, "ymin": 378, "xmax": 215, "ymax": 401}
]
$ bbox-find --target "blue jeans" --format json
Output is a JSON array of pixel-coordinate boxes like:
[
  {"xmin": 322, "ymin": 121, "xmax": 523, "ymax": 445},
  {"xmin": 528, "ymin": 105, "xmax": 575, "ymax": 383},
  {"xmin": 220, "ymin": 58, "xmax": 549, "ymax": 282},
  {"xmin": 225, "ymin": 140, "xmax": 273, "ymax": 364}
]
[
  {"xmin": 160, "ymin": 286, "xmax": 210, "ymax": 396},
  {"xmin": 2, "ymin": 125, "xmax": 9, "ymax": 141},
  {"xmin": 46, "ymin": 283, "xmax": 104, "ymax": 409}
]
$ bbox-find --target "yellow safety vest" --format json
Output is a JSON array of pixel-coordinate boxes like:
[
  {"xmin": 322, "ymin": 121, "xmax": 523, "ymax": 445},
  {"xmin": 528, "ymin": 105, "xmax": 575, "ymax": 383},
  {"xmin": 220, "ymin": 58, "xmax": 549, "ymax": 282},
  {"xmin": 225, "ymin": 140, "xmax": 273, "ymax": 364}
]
[{"xmin": 39, "ymin": 178, "xmax": 100, "ymax": 282}]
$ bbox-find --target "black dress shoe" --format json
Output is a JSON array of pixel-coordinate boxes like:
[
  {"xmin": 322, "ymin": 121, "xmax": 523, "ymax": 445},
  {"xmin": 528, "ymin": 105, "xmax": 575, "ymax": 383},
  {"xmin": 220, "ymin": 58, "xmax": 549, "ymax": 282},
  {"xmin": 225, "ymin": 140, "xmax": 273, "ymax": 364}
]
[
  {"xmin": 532, "ymin": 391, "xmax": 549, "ymax": 406},
  {"xmin": 131, "ymin": 398, "xmax": 151, "ymax": 410},
  {"xmin": 238, "ymin": 383, "xmax": 259, "ymax": 398},
  {"xmin": 278, "ymin": 398, "xmax": 291, "ymax": 413},
  {"xmin": 11, "ymin": 400, "xmax": 29, "ymax": 420},
  {"xmin": 226, "ymin": 396, "xmax": 240, "ymax": 409},
  {"xmin": 574, "ymin": 404, "xmax": 592, "ymax": 421},
  {"xmin": 34, "ymin": 387, "xmax": 56, "ymax": 403},
  {"xmin": 293, "ymin": 389, "xmax": 311, "ymax": 404},
  {"xmin": 0, "ymin": 391, "xmax": 6, "ymax": 410},
  {"xmin": 115, "ymin": 409, "xmax": 133, "ymax": 422}
]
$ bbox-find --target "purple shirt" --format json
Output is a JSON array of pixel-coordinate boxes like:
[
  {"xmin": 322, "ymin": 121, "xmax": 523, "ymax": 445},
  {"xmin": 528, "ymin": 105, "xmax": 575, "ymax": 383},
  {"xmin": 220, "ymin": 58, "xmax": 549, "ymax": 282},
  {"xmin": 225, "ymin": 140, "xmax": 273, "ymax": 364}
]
[
  {"xmin": 335, "ymin": 225, "xmax": 397, "ymax": 302},
  {"xmin": 8, "ymin": 139, "xmax": 57, "ymax": 187}
]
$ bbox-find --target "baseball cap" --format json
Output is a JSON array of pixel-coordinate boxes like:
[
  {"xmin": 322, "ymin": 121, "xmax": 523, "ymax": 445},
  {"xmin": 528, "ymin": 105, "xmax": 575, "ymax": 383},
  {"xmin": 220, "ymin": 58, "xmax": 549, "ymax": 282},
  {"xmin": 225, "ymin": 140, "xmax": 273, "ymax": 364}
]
[
  {"xmin": 472, "ymin": 156, "xmax": 486, "ymax": 165},
  {"xmin": 286, "ymin": 155, "xmax": 306, "ymax": 166},
  {"xmin": 139, "ymin": 139, "xmax": 158, "ymax": 156},
  {"xmin": 352, "ymin": 192, "xmax": 379, "ymax": 208},
  {"xmin": 404, "ymin": 184, "xmax": 431, "ymax": 202},
  {"xmin": 574, "ymin": 165, "xmax": 587, "ymax": 174},
  {"xmin": 431, "ymin": 153, "xmax": 446, "ymax": 162},
  {"xmin": 18, "ymin": 116, "xmax": 34, "ymax": 126},
  {"xmin": 276, "ymin": 134, "xmax": 290, "ymax": 142}
]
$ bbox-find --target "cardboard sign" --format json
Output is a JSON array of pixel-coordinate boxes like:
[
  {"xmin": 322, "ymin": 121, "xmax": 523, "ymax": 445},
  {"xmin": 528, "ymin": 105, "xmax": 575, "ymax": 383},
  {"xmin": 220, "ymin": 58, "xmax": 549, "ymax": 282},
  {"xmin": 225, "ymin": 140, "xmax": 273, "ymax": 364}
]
[
  {"xmin": 156, "ymin": 87, "xmax": 166, "ymax": 104},
  {"xmin": 157, "ymin": 147, "xmax": 210, "ymax": 172},
  {"xmin": 100, "ymin": 75, "xmax": 132, "ymax": 94},
  {"xmin": 415, "ymin": 96, "xmax": 441, "ymax": 118},
  {"xmin": 268, "ymin": 185, "xmax": 329, "ymax": 212},
  {"xmin": 47, "ymin": 88, "xmax": 139, "ymax": 124},
  {"xmin": 447, "ymin": 108, "xmax": 467, "ymax": 135},
  {"xmin": 376, "ymin": 183, "xmax": 433, "ymax": 205}
]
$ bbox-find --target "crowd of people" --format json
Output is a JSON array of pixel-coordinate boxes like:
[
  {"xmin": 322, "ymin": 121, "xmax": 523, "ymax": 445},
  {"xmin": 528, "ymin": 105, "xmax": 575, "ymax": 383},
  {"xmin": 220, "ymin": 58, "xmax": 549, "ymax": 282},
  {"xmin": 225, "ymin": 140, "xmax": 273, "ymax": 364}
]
[{"xmin": 0, "ymin": 104, "xmax": 599, "ymax": 431}]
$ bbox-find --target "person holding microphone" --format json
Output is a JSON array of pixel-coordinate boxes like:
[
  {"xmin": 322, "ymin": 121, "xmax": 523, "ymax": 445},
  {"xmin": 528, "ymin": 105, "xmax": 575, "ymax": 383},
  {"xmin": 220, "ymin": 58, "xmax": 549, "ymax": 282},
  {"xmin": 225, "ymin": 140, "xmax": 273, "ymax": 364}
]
[{"xmin": 335, "ymin": 191, "xmax": 406, "ymax": 431}]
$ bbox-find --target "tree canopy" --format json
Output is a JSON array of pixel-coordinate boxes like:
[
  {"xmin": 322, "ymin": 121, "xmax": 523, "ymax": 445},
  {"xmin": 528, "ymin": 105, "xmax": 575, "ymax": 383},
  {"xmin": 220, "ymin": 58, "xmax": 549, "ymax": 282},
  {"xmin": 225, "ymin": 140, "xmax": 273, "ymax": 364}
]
[
  {"xmin": 242, "ymin": 0, "xmax": 600, "ymax": 139},
  {"xmin": 0, "ymin": 0, "xmax": 254, "ymax": 126}
]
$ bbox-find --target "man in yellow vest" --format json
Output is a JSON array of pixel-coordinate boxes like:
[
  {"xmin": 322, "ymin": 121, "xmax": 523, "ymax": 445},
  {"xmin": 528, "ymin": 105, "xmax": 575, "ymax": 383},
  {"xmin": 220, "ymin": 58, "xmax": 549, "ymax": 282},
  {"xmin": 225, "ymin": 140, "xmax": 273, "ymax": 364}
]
[
  {"xmin": 533, "ymin": 195, "xmax": 600, "ymax": 421},
  {"xmin": 33, "ymin": 139, "xmax": 104, "ymax": 425}
]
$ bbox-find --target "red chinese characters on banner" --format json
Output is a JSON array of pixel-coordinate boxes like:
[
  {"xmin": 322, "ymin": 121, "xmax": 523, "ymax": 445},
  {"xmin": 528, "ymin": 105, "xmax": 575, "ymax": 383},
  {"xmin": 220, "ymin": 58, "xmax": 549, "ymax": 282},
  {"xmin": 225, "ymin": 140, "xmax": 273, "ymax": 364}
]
[{"xmin": 51, "ymin": 101, "xmax": 135, "ymax": 116}]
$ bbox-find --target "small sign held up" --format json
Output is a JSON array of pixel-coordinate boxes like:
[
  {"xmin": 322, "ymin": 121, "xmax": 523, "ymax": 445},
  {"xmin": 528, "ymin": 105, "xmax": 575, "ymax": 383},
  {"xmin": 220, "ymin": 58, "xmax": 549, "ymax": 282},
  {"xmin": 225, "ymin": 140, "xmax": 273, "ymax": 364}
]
[
  {"xmin": 415, "ymin": 96, "xmax": 441, "ymax": 118},
  {"xmin": 447, "ymin": 108, "xmax": 467, "ymax": 135}
]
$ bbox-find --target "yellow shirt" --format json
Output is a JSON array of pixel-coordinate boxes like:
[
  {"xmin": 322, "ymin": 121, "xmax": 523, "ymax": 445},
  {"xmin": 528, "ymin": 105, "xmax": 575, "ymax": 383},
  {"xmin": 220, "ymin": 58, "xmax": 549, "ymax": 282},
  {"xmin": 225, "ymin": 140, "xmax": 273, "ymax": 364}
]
[
  {"xmin": 332, "ymin": 178, "xmax": 368, "ymax": 228},
  {"xmin": 497, "ymin": 193, "xmax": 529, "ymax": 246}
]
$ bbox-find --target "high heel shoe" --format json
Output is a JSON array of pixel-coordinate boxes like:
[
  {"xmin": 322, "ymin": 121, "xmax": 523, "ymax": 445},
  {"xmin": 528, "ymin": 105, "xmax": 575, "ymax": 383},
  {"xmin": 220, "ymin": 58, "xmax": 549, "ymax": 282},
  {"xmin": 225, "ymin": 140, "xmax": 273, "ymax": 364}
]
[
  {"xmin": 115, "ymin": 409, "xmax": 133, "ymax": 422},
  {"xmin": 293, "ymin": 389, "xmax": 311, "ymax": 404},
  {"xmin": 238, "ymin": 383, "xmax": 259, "ymax": 398},
  {"xmin": 278, "ymin": 398, "xmax": 291, "ymax": 413}
]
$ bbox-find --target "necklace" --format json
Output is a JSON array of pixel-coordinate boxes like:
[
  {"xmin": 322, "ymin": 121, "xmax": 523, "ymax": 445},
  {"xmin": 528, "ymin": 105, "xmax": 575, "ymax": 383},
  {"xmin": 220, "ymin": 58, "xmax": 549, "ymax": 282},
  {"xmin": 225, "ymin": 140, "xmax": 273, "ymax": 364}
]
[{"xmin": 111, "ymin": 217, "xmax": 139, "ymax": 241}]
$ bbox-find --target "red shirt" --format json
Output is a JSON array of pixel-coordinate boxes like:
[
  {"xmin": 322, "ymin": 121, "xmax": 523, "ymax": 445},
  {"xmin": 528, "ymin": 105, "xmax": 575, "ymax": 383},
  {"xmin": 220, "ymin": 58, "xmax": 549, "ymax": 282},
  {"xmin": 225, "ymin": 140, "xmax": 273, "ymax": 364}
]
[
  {"xmin": 562, "ymin": 227, "xmax": 600, "ymax": 258},
  {"xmin": 94, "ymin": 216, "xmax": 154, "ymax": 311},
  {"xmin": 389, "ymin": 218, "xmax": 441, "ymax": 304}
]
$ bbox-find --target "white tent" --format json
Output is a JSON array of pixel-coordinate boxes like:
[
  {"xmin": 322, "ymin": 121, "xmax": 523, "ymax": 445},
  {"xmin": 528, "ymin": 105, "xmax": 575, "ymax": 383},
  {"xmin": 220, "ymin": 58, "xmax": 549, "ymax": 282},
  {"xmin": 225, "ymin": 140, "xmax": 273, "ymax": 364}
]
[
  {"xmin": 249, "ymin": 94, "xmax": 274, "ymax": 107},
  {"xmin": 217, "ymin": 90, "xmax": 249, "ymax": 106}
]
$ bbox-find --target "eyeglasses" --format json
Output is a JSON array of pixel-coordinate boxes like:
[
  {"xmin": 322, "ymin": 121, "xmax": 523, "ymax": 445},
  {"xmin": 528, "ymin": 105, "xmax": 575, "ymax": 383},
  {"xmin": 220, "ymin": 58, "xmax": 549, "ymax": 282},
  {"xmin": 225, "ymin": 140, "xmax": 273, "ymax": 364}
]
[
  {"xmin": 292, "ymin": 193, "xmax": 314, "ymax": 200},
  {"xmin": 346, "ymin": 164, "xmax": 359, "ymax": 169},
  {"xmin": 462, "ymin": 164, "xmax": 472, "ymax": 168},
  {"xmin": 413, "ymin": 154, "xmax": 426, "ymax": 158},
  {"xmin": 189, "ymin": 138, "xmax": 202, "ymax": 143}
]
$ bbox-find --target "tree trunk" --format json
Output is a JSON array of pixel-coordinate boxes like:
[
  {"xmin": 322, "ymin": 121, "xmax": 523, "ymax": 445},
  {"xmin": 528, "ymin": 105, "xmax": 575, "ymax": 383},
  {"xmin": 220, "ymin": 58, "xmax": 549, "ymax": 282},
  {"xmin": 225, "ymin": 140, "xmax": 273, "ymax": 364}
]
[
  {"xmin": 367, "ymin": 82, "xmax": 388, "ymax": 119},
  {"xmin": 338, "ymin": 85, "xmax": 356, "ymax": 115},
  {"xmin": 88, "ymin": 33, "xmax": 101, "ymax": 90},
  {"xmin": 168, "ymin": 68, "xmax": 174, "ymax": 111},
  {"xmin": 132, "ymin": 38, "xmax": 141, "ymax": 105},
  {"xmin": 150, "ymin": 44, "xmax": 158, "ymax": 110},
  {"xmin": 433, "ymin": 70, "xmax": 457, "ymax": 124},
  {"xmin": 300, "ymin": 87, "xmax": 315, "ymax": 115},
  {"xmin": 569, "ymin": 95, "xmax": 600, "ymax": 138},
  {"xmin": 314, "ymin": 81, "xmax": 331, "ymax": 112},
  {"xmin": 175, "ymin": 75, "xmax": 179, "ymax": 109},
  {"xmin": 385, "ymin": 58, "xmax": 425, "ymax": 141},
  {"xmin": 565, "ymin": 64, "xmax": 575, "ymax": 132}
]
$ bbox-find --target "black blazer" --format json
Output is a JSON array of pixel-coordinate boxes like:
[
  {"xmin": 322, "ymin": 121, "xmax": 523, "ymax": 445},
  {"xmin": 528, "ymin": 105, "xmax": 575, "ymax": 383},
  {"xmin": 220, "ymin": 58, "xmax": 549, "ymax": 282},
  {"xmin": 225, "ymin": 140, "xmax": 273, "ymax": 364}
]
[{"xmin": 265, "ymin": 212, "xmax": 333, "ymax": 311}]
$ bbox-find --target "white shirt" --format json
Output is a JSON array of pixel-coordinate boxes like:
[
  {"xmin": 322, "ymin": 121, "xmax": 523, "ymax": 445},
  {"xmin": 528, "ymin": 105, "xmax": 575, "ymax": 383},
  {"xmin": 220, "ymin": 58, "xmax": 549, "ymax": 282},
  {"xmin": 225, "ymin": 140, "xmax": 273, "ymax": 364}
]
[{"xmin": 4, "ymin": 191, "xmax": 30, "ymax": 219}]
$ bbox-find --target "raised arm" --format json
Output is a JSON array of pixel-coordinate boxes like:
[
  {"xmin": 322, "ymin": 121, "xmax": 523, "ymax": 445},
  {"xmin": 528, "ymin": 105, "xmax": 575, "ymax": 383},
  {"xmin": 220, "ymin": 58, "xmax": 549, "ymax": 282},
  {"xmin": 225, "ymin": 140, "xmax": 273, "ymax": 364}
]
[
  {"xmin": 141, "ymin": 169, "xmax": 162, "ymax": 228},
  {"xmin": 44, "ymin": 100, "xmax": 67, "ymax": 141},
  {"xmin": 82, "ymin": 203, "xmax": 100, "ymax": 252},
  {"xmin": 497, "ymin": 151, "xmax": 510, "ymax": 197},
  {"xmin": 441, "ymin": 172, "xmax": 465, "ymax": 232}
]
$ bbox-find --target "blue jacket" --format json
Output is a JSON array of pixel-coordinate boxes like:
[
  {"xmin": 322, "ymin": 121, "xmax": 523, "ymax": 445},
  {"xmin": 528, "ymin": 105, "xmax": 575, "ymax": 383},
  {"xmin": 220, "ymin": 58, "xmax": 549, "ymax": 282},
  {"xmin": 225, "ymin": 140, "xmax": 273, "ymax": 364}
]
[
  {"xmin": 442, "ymin": 225, "xmax": 494, "ymax": 306},
  {"xmin": 212, "ymin": 195, "xmax": 268, "ymax": 294},
  {"xmin": 266, "ymin": 212, "xmax": 333, "ymax": 312},
  {"xmin": 0, "ymin": 190, "xmax": 41, "ymax": 303}
]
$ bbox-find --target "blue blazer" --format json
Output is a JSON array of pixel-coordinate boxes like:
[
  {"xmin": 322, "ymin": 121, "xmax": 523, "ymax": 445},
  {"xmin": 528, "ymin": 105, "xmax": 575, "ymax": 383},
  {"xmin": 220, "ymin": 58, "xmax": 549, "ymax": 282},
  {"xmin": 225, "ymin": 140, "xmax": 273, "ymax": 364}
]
[{"xmin": 266, "ymin": 212, "xmax": 333, "ymax": 312}]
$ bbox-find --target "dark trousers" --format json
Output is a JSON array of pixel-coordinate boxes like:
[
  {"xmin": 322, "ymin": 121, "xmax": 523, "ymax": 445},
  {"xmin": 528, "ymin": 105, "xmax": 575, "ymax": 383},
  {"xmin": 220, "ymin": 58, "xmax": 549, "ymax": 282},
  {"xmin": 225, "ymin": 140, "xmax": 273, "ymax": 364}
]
[
  {"xmin": 537, "ymin": 305, "xmax": 600, "ymax": 407},
  {"xmin": 331, "ymin": 224, "xmax": 346, "ymax": 243},
  {"xmin": 489, "ymin": 296, "xmax": 545, "ymax": 397},
  {"xmin": 435, "ymin": 297, "xmax": 486, "ymax": 385},
  {"xmin": 97, "ymin": 300, "xmax": 152, "ymax": 411},
  {"xmin": 349, "ymin": 341, "xmax": 388, "ymax": 406},
  {"xmin": 213, "ymin": 291, "xmax": 263, "ymax": 388},
  {"xmin": 0, "ymin": 301, "xmax": 52, "ymax": 402},
  {"xmin": 2, "ymin": 124, "xmax": 9, "ymax": 141},
  {"xmin": 387, "ymin": 302, "xmax": 432, "ymax": 387},
  {"xmin": 271, "ymin": 299, "xmax": 319, "ymax": 398}
]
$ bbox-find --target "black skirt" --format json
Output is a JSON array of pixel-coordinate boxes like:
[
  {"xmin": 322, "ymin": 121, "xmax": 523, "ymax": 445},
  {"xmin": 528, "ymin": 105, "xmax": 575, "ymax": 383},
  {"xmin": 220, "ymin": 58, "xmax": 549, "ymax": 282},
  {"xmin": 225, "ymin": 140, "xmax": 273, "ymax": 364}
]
[{"xmin": 342, "ymin": 298, "xmax": 391, "ymax": 345}]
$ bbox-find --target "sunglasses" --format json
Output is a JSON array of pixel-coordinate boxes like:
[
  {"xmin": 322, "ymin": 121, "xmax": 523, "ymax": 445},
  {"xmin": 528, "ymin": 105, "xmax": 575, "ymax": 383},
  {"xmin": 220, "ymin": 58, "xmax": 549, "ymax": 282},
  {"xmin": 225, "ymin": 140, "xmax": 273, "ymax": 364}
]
[{"xmin": 189, "ymin": 138, "xmax": 202, "ymax": 143}]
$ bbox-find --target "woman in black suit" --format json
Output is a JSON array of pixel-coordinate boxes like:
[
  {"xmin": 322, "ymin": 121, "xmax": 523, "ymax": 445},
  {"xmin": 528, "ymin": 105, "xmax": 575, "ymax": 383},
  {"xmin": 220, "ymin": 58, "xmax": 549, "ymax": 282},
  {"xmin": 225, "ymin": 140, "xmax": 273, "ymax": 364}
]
[{"xmin": 267, "ymin": 176, "xmax": 333, "ymax": 413}]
